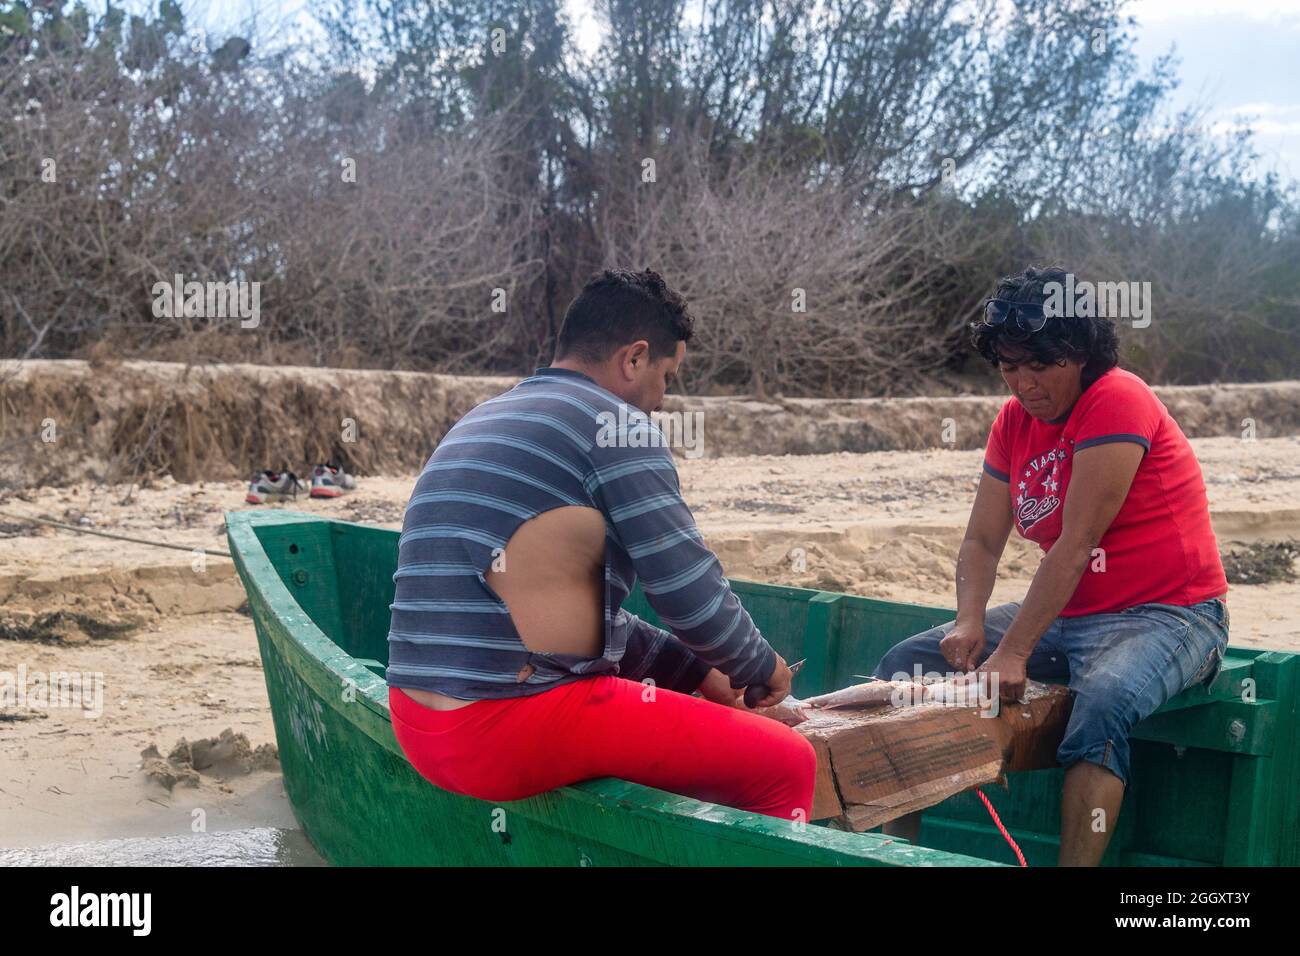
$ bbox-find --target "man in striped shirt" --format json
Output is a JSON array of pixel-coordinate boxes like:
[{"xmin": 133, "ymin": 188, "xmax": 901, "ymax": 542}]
[{"xmin": 386, "ymin": 269, "xmax": 814, "ymax": 819}]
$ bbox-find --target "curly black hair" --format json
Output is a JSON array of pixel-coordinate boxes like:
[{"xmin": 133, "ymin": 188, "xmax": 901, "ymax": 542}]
[
  {"xmin": 971, "ymin": 266, "xmax": 1120, "ymax": 389},
  {"xmin": 555, "ymin": 268, "xmax": 695, "ymax": 363}
]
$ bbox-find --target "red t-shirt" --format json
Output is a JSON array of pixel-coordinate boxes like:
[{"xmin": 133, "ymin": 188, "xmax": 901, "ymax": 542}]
[{"xmin": 983, "ymin": 367, "xmax": 1228, "ymax": 616}]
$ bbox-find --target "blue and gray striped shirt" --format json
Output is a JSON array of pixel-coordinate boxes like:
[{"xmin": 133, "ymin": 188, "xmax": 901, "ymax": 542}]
[{"xmin": 386, "ymin": 366, "xmax": 777, "ymax": 700}]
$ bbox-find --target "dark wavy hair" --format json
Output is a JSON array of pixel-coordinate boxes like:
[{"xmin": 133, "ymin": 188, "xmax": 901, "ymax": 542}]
[
  {"xmin": 556, "ymin": 268, "xmax": 694, "ymax": 363},
  {"xmin": 971, "ymin": 266, "xmax": 1120, "ymax": 389}
]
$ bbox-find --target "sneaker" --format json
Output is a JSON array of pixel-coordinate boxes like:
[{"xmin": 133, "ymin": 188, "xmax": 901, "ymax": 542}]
[
  {"xmin": 310, "ymin": 462, "xmax": 356, "ymax": 499},
  {"xmin": 245, "ymin": 469, "xmax": 305, "ymax": 504}
]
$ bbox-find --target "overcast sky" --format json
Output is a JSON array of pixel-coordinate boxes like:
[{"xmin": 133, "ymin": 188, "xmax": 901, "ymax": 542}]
[{"xmin": 1126, "ymin": 0, "xmax": 1300, "ymax": 181}]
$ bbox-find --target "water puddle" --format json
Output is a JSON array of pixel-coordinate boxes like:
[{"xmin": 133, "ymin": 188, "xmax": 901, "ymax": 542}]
[{"xmin": 0, "ymin": 826, "xmax": 327, "ymax": 866}]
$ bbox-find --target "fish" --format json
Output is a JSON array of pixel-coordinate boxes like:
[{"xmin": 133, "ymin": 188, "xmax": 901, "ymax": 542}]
[
  {"xmin": 776, "ymin": 673, "xmax": 996, "ymax": 716},
  {"xmin": 802, "ymin": 674, "xmax": 998, "ymax": 711},
  {"xmin": 757, "ymin": 697, "xmax": 811, "ymax": 726},
  {"xmin": 802, "ymin": 679, "xmax": 922, "ymax": 710},
  {"xmin": 921, "ymin": 673, "xmax": 990, "ymax": 706}
]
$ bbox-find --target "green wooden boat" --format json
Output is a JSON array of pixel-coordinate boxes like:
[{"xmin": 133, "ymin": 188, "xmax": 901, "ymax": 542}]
[{"xmin": 227, "ymin": 510, "xmax": 1300, "ymax": 866}]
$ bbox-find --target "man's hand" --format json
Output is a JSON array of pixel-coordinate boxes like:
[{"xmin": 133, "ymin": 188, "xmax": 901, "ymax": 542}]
[
  {"xmin": 978, "ymin": 648, "xmax": 1027, "ymax": 702},
  {"xmin": 940, "ymin": 619, "xmax": 987, "ymax": 672},
  {"xmin": 750, "ymin": 654, "xmax": 793, "ymax": 709},
  {"xmin": 696, "ymin": 668, "xmax": 744, "ymax": 708}
]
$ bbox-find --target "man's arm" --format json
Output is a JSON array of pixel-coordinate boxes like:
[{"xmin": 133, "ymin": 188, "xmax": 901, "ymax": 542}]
[
  {"xmin": 935, "ymin": 472, "xmax": 1016, "ymax": 672},
  {"xmin": 980, "ymin": 442, "xmax": 1145, "ymax": 696},
  {"xmin": 956, "ymin": 472, "xmax": 1015, "ymax": 626},
  {"xmin": 588, "ymin": 426, "xmax": 778, "ymax": 693},
  {"xmin": 619, "ymin": 614, "xmax": 743, "ymax": 705},
  {"xmin": 617, "ymin": 610, "xmax": 711, "ymax": 693}
]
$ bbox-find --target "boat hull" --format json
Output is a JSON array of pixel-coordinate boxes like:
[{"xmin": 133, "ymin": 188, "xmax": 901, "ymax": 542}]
[
  {"xmin": 227, "ymin": 511, "xmax": 1300, "ymax": 866},
  {"xmin": 229, "ymin": 510, "xmax": 988, "ymax": 866}
]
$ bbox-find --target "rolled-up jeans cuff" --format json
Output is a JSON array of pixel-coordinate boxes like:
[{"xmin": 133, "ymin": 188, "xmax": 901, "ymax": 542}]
[{"xmin": 1065, "ymin": 739, "xmax": 1128, "ymax": 786}]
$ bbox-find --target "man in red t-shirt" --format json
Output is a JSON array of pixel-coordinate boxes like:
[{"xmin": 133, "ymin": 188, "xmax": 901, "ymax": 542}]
[{"xmin": 875, "ymin": 267, "xmax": 1229, "ymax": 866}]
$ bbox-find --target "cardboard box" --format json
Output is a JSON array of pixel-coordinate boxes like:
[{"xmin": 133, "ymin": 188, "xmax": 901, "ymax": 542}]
[{"xmin": 788, "ymin": 682, "xmax": 1074, "ymax": 830}]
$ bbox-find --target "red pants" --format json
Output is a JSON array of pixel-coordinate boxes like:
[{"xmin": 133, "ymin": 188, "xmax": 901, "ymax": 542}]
[{"xmin": 389, "ymin": 676, "xmax": 816, "ymax": 820}]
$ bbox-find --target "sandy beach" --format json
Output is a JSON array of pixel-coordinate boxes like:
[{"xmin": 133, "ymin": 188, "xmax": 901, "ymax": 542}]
[{"xmin": 2, "ymin": 435, "xmax": 1298, "ymax": 849}]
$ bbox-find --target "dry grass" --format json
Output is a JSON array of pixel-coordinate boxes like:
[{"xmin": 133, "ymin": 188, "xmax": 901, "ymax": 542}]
[
  {"xmin": 0, "ymin": 360, "xmax": 511, "ymax": 488},
  {"xmin": 3, "ymin": 359, "xmax": 1297, "ymax": 489}
]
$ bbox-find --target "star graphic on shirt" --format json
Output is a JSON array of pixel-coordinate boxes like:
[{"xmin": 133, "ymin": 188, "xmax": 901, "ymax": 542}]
[
  {"xmin": 1018, "ymin": 481, "xmax": 1026, "ymax": 490},
  {"xmin": 1049, "ymin": 480, "xmax": 1059, "ymax": 491}
]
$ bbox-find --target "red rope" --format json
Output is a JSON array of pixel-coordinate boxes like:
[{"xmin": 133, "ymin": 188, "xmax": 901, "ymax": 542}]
[{"xmin": 976, "ymin": 787, "xmax": 1027, "ymax": 867}]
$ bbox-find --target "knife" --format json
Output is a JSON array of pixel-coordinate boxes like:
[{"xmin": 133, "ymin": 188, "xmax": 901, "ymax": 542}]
[{"xmin": 744, "ymin": 658, "xmax": 806, "ymax": 709}]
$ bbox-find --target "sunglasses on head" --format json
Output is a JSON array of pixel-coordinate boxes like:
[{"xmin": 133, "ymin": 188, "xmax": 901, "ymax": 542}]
[{"xmin": 981, "ymin": 298, "xmax": 1049, "ymax": 335}]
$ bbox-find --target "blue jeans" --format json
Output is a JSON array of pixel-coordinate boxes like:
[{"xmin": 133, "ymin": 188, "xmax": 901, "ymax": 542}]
[{"xmin": 872, "ymin": 598, "xmax": 1230, "ymax": 785}]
